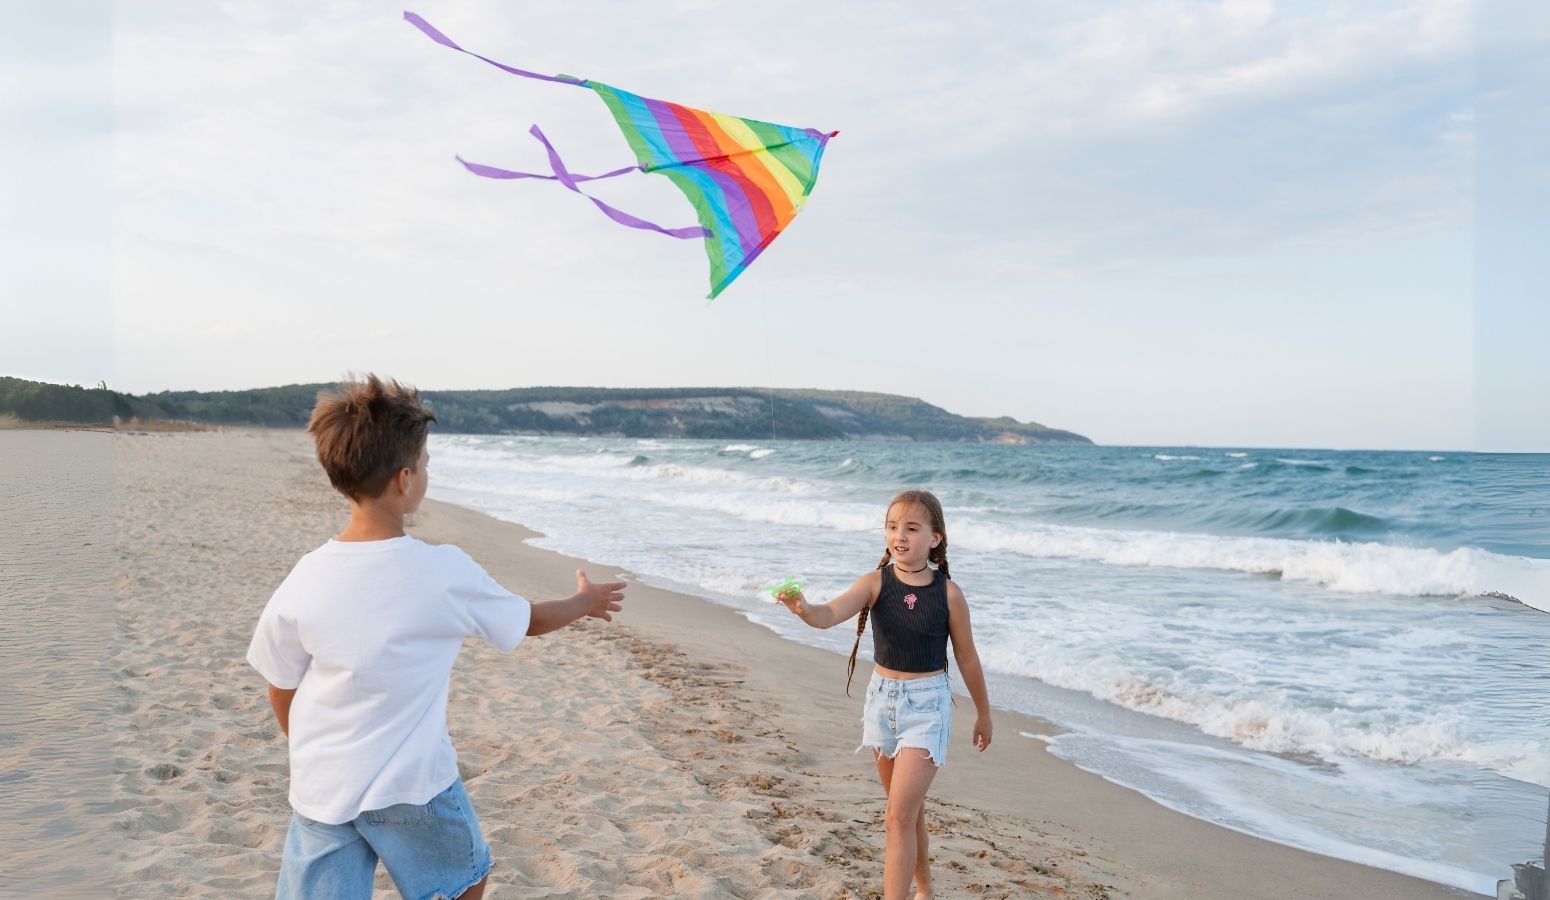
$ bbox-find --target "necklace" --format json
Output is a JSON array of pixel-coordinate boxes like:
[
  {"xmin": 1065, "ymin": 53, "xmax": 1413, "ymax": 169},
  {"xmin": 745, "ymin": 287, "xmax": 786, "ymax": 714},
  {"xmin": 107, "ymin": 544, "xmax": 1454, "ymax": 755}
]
[{"xmin": 896, "ymin": 562, "xmax": 929, "ymax": 574}]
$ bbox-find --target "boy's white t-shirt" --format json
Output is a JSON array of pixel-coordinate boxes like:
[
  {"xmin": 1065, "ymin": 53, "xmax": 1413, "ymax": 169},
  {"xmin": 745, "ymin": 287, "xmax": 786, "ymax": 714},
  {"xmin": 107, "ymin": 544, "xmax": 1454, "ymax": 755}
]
[{"xmin": 245, "ymin": 535, "xmax": 531, "ymax": 825}]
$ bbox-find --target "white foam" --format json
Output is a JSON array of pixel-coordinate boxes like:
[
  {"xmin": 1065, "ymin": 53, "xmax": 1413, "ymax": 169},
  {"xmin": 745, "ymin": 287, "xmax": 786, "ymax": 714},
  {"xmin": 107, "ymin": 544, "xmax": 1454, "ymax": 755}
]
[
  {"xmin": 1474, "ymin": 554, "xmax": 1550, "ymax": 612},
  {"xmin": 749, "ymin": 448, "xmax": 776, "ymax": 459},
  {"xmin": 1153, "ymin": 454, "xmax": 1202, "ymax": 461},
  {"xmin": 950, "ymin": 517, "xmax": 1549, "ymax": 602},
  {"xmin": 439, "ymin": 443, "xmax": 815, "ymax": 494},
  {"xmin": 1044, "ymin": 734, "xmax": 1501, "ymax": 895},
  {"xmin": 621, "ymin": 488, "xmax": 880, "ymax": 533},
  {"xmin": 983, "ymin": 645, "xmax": 1487, "ymax": 768},
  {"xmin": 1226, "ymin": 452, "xmax": 1249, "ymax": 458}
]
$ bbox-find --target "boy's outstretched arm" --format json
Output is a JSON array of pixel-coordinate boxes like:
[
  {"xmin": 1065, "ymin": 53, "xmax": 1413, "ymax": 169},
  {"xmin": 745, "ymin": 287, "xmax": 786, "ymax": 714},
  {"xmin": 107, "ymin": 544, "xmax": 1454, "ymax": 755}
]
[
  {"xmin": 267, "ymin": 684, "xmax": 297, "ymax": 737},
  {"xmin": 527, "ymin": 569, "xmax": 626, "ymax": 636}
]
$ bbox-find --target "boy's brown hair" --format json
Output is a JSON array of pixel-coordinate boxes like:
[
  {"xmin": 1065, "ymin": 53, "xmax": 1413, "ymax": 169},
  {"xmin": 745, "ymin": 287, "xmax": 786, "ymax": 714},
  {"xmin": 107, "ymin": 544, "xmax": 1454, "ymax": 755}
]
[{"xmin": 308, "ymin": 374, "xmax": 437, "ymax": 501}]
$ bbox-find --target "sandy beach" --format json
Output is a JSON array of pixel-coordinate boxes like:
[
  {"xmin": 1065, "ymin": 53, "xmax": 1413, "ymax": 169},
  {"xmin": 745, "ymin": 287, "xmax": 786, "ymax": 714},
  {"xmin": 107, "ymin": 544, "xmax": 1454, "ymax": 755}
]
[{"xmin": 6, "ymin": 428, "xmax": 1475, "ymax": 896}]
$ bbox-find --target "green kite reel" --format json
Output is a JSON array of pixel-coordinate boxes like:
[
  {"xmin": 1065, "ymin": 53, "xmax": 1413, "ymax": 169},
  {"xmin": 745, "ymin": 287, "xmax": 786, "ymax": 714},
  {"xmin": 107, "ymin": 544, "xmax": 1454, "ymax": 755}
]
[{"xmin": 766, "ymin": 577, "xmax": 806, "ymax": 600}]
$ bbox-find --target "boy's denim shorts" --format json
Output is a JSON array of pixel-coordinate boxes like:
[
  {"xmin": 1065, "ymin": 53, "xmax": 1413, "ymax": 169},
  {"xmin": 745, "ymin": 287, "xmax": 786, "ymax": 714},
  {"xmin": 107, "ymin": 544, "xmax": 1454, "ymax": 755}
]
[
  {"xmin": 858, "ymin": 671, "xmax": 953, "ymax": 767},
  {"xmin": 276, "ymin": 776, "xmax": 492, "ymax": 900}
]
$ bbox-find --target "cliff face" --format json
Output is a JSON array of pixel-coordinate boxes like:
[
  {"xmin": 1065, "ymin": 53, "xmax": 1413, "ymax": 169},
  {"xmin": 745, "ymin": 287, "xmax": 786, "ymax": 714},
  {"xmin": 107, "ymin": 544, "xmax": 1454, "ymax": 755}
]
[
  {"xmin": 427, "ymin": 387, "xmax": 1091, "ymax": 443},
  {"xmin": 1, "ymin": 377, "xmax": 1093, "ymax": 444}
]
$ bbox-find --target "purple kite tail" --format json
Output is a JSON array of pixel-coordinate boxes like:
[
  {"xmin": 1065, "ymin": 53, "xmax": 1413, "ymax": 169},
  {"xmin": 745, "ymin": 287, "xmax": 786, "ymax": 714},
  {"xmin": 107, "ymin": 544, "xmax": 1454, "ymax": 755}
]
[
  {"xmin": 404, "ymin": 11, "xmax": 588, "ymax": 86},
  {"xmin": 472, "ymin": 127, "xmax": 709, "ymax": 241},
  {"xmin": 408, "ymin": 11, "xmax": 709, "ymax": 241},
  {"xmin": 456, "ymin": 158, "xmax": 640, "ymax": 184}
]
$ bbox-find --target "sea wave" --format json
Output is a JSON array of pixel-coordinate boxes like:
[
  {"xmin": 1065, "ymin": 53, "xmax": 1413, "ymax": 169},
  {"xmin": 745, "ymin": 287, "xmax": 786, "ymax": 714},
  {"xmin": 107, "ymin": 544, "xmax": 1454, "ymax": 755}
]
[
  {"xmin": 981, "ymin": 645, "xmax": 1509, "ymax": 771},
  {"xmin": 951, "ymin": 517, "xmax": 1549, "ymax": 600},
  {"xmin": 1230, "ymin": 505, "xmax": 1392, "ymax": 537},
  {"xmin": 436, "ymin": 442, "xmax": 815, "ymax": 493},
  {"xmin": 1274, "ymin": 458, "xmax": 1334, "ymax": 468}
]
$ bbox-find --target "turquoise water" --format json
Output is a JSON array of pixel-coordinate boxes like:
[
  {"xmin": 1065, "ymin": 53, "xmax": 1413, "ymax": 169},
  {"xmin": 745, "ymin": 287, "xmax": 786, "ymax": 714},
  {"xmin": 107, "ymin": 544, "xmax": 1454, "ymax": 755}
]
[{"xmin": 430, "ymin": 437, "xmax": 1550, "ymax": 893}]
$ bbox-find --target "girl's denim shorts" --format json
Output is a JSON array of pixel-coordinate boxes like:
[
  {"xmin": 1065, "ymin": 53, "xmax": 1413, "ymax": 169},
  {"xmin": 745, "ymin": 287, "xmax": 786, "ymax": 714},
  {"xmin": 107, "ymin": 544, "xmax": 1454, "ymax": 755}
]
[
  {"xmin": 276, "ymin": 775, "xmax": 492, "ymax": 900},
  {"xmin": 858, "ymin": 671, "xmax": 953, "ymax": 767}
]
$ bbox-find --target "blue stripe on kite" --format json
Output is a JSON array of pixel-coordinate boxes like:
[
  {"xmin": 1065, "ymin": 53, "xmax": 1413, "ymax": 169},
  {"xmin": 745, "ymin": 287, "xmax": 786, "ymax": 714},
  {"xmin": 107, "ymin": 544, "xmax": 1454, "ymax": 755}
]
[
  {"xmin": 594, "ymin": 87, "xmax": 743, "ymax": 269},
  {"xmin": 643, "ymin": 100, "xmax": 761, "ymax": 257},
  {"xmin": 609, "ymin": 90, "xmax": 677, "ymax": 170},
  {"xmin": 674, "ymin": 167, "xmax": 745, "ymax": 275}
]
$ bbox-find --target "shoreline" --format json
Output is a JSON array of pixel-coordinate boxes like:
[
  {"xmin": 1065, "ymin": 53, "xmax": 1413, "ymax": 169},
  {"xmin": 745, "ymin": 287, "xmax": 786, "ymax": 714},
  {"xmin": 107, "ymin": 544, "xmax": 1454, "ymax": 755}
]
[
  {"xmin": 414, "ymin": 494, "xmax": 1470, "ymax": 898},
  {"xmin": 96, "ymin": 430, "xmax": 1474, "ymax": 897}
]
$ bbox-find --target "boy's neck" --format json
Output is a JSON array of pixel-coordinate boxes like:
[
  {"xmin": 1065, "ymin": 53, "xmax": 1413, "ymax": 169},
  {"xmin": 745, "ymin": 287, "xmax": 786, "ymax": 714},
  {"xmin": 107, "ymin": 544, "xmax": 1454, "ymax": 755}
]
[{"xmin": 337, "ymin": 502, "xmax": 407, "ymax": 542}]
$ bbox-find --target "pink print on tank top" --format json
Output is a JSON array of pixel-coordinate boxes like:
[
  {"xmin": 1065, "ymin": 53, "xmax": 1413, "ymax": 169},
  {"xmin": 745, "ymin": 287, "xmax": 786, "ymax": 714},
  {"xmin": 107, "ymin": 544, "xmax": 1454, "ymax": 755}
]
[{"xmin": 904, "ymin": 593, "xmax": 918, "ymax": 610}]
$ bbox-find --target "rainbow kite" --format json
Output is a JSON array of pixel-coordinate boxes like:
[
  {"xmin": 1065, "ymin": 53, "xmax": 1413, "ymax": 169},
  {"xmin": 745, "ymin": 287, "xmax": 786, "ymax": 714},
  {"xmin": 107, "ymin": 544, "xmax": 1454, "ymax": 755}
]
[{"xmin": 406, "ymin": 12, "xmax": 837, "ymax": 299}]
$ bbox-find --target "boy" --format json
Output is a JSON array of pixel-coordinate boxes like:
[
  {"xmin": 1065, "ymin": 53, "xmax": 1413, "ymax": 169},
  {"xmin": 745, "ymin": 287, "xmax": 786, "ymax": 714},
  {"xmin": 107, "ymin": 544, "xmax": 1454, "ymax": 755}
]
[{"xmin": 246, "ymin": 375, "xmax": 624, "ymax": 899}]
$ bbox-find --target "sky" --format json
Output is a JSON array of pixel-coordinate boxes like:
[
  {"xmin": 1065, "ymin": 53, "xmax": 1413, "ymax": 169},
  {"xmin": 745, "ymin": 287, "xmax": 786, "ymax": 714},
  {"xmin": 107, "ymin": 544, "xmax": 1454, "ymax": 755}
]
[{"xmin": 1, "ymin": 0, "xmax": 1544, "ymax": 450}]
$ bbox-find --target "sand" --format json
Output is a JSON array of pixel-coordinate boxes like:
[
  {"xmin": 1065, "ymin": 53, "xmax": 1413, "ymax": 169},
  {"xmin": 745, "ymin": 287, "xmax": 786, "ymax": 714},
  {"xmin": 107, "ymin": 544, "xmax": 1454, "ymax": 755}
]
[
  {"xmin": 2, "ymin": 430, "xmax": 116, "ymax": 895},
  {"xmin": 10, "ymin": 429, "xmax": 1473, "ymax": 896}
]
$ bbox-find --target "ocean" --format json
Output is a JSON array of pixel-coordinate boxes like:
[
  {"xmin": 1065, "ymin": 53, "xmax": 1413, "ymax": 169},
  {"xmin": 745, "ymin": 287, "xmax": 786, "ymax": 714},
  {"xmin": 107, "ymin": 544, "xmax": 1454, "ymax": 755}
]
[{"xmin": 427, "ymin": 435, "xmax": 1550, "ymax": 894}]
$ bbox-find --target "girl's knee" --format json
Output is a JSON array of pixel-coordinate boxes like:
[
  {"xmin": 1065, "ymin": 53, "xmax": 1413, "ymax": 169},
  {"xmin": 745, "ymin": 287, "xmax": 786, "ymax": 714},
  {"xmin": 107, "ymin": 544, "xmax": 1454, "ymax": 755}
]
[{"xmin": 885, "ymin": 800, "xmax": 924, "ymax": 831}]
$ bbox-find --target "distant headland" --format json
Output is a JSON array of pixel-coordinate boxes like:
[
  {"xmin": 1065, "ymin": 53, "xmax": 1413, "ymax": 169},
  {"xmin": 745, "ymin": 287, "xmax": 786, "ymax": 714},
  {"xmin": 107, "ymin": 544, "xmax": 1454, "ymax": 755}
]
[{"xmin": 0, "ymin": 377, "xmax": 1091, "ymax": 444}]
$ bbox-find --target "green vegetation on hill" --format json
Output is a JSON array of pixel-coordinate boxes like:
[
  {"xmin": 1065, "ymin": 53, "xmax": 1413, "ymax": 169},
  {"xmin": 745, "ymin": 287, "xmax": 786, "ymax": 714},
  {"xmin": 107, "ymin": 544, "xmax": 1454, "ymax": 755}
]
[
  {"xmin": 0, "ymin": 377, "xmax": 1092, "ymax": 444},
  {"xmin": 0, "ymin": 377, "xmax": 135, "ymax": 424}
]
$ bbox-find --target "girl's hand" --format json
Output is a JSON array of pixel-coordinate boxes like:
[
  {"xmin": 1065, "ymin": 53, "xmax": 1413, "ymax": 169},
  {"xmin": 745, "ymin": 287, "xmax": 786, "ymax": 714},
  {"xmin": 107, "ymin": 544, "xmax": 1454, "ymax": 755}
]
[
  {"xmin": 774, "ymin": 589, "xmax": 808, "ymax": 617},
  {"xmin": 973, "ymin": 714, "xmax": 993, "ymax": 752}
]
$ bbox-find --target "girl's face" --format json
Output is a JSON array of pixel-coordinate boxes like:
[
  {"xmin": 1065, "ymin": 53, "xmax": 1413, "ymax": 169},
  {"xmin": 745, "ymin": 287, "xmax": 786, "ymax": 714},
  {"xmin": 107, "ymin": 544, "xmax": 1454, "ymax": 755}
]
[{"xmin": 885, "ymin": 501, "xmax": 940, "ymax": 567}]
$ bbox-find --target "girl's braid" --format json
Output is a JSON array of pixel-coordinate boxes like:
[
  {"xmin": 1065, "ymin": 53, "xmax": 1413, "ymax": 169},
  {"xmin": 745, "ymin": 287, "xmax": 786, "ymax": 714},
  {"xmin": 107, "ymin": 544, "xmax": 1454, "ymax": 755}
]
[{"xmin": 844, "ymin": 548, "xmax": 893, "ymax": 696}]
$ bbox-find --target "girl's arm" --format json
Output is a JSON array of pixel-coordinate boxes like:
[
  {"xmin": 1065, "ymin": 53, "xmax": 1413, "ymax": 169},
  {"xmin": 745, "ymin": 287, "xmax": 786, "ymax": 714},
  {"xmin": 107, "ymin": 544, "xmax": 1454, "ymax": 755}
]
[
  {"xmin": 775, "ymin": 571, "xmax": 881, "ymax": 629},
  {"xmin": 946, "ymin": 582, "xmax": 993, "ymax": 751}
]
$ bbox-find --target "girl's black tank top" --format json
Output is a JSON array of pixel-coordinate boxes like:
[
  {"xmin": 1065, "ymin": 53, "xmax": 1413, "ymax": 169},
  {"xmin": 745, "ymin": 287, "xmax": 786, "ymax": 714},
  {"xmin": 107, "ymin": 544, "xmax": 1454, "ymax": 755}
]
[{"xmin": 870, "ymin": 565, "xmax": 950, "ymax": 673}]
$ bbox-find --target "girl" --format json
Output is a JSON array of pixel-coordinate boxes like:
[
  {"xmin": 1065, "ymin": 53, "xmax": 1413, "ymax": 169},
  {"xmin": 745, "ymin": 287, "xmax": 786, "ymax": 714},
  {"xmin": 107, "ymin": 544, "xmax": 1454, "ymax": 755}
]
[{"xmin": 775, "ymin": 490, "xmax": 992, "ymax": 900}]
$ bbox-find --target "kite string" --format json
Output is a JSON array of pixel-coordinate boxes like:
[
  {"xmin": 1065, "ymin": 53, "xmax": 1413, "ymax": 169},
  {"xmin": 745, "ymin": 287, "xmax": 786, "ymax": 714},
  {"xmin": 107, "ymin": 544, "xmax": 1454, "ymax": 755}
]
[{"xmin": 768, "ymin": 297, "xmax": 777, "ymax": 442}]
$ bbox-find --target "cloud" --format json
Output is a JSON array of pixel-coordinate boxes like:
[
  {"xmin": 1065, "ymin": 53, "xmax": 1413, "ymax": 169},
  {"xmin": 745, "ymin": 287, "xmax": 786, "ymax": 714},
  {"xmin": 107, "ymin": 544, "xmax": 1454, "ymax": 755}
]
[{"xmin": 2, "ymin": 0, "xmax": 1512, "ymax": 446}]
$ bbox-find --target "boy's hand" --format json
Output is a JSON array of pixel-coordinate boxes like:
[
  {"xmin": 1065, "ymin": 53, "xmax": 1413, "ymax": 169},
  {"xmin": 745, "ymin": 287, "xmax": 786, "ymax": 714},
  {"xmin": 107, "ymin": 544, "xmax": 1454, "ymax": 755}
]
[{"xmin": 576, "ymin": 569, "xmax": 626, "ymax": 621}]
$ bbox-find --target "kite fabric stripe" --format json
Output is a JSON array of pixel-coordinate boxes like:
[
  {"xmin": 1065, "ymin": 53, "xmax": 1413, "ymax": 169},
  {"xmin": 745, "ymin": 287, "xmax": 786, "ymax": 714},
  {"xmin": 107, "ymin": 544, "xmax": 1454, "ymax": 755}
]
[{"xmin": 405, "ymin": 11, "xmax": 836, "ymax": 299}]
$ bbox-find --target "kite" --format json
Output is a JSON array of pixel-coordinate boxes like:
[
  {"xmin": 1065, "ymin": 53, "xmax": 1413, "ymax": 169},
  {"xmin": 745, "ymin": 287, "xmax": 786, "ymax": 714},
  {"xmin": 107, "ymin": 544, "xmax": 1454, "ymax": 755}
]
[{"xmin": 405, "ymin": 12, "xmax": 838, "ymax": 299}]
